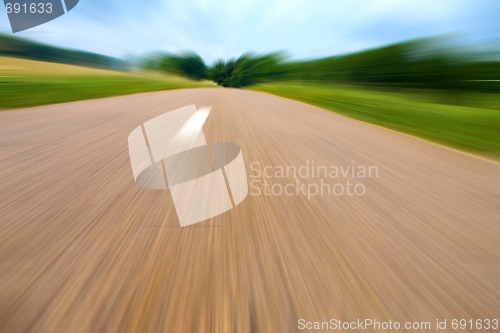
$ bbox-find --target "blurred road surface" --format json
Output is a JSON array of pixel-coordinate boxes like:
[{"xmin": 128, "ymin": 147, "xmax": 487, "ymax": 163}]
[{"xmin": 0, "ymin": 88, "xmax": 499, "ymax": 332}]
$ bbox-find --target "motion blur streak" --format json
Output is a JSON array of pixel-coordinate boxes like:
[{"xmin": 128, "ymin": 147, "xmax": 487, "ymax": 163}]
[{"xmin": 0, "ymin": 88, "xmax": 499, "ymax": 332}]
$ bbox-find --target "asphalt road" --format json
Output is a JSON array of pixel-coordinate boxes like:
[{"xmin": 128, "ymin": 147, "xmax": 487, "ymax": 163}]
[{"xmin": 1, "ymin": 88, "xmax": 499, "ymax": 332}]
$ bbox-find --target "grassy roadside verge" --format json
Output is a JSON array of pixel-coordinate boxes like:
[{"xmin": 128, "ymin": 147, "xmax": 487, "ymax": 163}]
[
  {"xmin": 252, "ymin": 83, "xmax": 500, "ymax": 159},
  {"xmin": 0, "ymin": 75, "xmax": 211, "ymax": 109},
  {"xmin": 0, "ymin": 56, "xmax": 212, "ymax": 109}
]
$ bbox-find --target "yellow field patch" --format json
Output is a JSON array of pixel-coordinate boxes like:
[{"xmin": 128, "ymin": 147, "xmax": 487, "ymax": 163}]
[{"xmin": 0, "ymin": 56, "xmax": 126, "ymax": 76}]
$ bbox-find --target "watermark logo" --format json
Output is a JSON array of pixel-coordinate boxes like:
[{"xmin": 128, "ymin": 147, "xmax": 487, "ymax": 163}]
[
  {"xmin": 128, "ymin": 105, "xmax": 248, "ymax": 227},
  {"xmin": 4, "ymin": 0, "xmax": 79, "ymax": 33}
]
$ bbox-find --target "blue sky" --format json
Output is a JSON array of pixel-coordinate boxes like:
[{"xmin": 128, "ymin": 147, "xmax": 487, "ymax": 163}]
[{"xmin": 1, "ymin": 0, "xmax": 499, "ymax": 63}]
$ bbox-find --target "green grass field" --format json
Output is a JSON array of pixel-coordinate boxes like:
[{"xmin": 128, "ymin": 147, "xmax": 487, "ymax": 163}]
[
  {"xmin": 0, "ymin": 57, "xmax": 211, "ymax": 109},
  {"xmin": 0, "ymin": 75, "xmax": 211, "ymax": 109},
  {"xmin": 253, "ymin": 83, "xmax": 500, "ymax": 159}
]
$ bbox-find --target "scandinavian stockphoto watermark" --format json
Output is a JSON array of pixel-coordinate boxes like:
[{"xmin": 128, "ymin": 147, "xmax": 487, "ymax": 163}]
[
  {"xmin": 4, "ymin": 0, "xmax": 79, "ymax": 32},
  {"xmin": 249, "ymin": 160, "xmax": 379, "ymax": 199},
  {"xmin": 128, "ymin": 105, "xmax": 248, "ymax": 227}
]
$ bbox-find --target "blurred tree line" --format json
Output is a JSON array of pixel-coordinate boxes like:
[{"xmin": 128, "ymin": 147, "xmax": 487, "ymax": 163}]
[
  {"xmin": 0, "ymin": 34, "xmax": 128, "ymax": 70},
  {"xmin": 283, "ymin": 38, "xmax": 500, "ymax": 91},
  {"xmin": 145, "ymin": 37, "xmax": 500, "ymax": 91},
  {"xmin": 144, "ymin": 51, "xmax": 286, "ymax": 87},
  {"xmin": 4, "ymin": 32, "xmax": 497, "ymax": 91}
]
